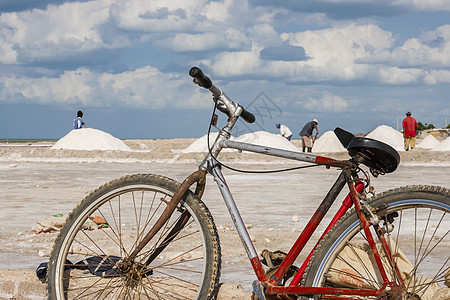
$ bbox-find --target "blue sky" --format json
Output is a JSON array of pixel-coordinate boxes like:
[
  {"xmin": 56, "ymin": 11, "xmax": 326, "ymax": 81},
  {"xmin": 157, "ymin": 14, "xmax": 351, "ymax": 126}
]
[{"xmin": 0, "ymin": 0, "xmax": 449, "ymax": 139}]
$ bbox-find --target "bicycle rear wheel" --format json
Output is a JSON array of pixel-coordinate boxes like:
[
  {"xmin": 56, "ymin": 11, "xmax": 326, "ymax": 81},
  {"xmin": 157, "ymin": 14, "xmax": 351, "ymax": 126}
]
[
  {"xmin": 302, "ymin": 185, "xmax": 450, "ymax": 299},
  {"xmin": 47, "ymin": 174, "xmax": 221, "ymax": 299}
]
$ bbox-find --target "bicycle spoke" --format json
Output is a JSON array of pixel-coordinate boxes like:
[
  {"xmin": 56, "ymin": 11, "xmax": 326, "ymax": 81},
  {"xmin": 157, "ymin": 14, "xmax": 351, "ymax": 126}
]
[{"xmin": 49, "ymin": 175, "xmax": 220, "ymax": 299}]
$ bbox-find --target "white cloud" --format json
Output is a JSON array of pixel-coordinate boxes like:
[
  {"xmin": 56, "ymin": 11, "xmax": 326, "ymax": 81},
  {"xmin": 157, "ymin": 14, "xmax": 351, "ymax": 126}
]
[
  {"xmin": 0, "ymin": 38, "xmax": 17, "ymax": 64},
  {"xmin": 0, "ymin": 66, "xmax": 209, "ymax": 109},
  {"xmin": 0, "ymin": 68, "xmax": 95, "ymax": 104},
  {"xmin": 111, "ymin": 0, "xmax": 207, "ymax": 32},
  {"xmin": 282, "ymin": 24, "xmax": 393, "ymax": 74},
  {"xmin": 393, "ymin": 0, "xmax": 450, "ymax": 11},
  {"xmin": 207, "ymin": 24, "xmax": 396, "ymax": 82},
  {"xmin": 247, "ymin": 23, "xmax": 282, "ymax": 47},
  {"xmin": 205, "ymin": 22, "xmax": 450, "ymax": 86},
  {"xmin": 387, "ymin": 26, "xmax": 450, "ymax": 68},
  {"xmin": 359, "ymin": 24, "xmax": 450, "ymax": 71},
  {"xmin": 201, "ymin": 0, "xmax": 232, "ymax": 22},
  {"xmin": 0, "ymin": 0, "xmax": 128, "ymax": 64},
  {"xmin": 424, "ymin": 69, "xmax": 450, "ymax": 84},
  {"xmin": 156, "ymin": 28, "xmax": 249, "ymax": 52},
  {"xmin": 0, "ymin": 0, "xmax": 258, "ymax": 63},
  {"xmin": 0, "ymin": 0, "xmax": 448, "ymax": 110},
  {"xmin": 299, "ymin": 91, "xmax": 349, "ymax": 113},
  {"xmin": 209, "ymin": 44, "xmax": 263, "ymax": 76},
  {"xmin": 420, "ymin": 24, "xmax": 450, "ymax": 42},
  {"xmin": 377, "ymin": 67, "xmax": 423, "ymax": 84}
]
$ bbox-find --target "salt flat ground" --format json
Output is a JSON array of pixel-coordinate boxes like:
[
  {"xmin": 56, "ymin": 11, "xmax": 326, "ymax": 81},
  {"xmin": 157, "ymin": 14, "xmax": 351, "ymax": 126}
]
[{"xmin": 0, "ymin": 139, "xmax": 449, "ymax": 294}]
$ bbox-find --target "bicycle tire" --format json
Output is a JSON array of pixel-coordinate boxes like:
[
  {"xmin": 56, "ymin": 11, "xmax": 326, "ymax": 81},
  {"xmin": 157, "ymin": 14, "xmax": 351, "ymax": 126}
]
[
  {"xmin": 301, "ymin": 185, "xmax": 450, "ymax": 299},
  {"xmin": 47, "ymin": 174, "xmax": 221, "ymax": 299}
]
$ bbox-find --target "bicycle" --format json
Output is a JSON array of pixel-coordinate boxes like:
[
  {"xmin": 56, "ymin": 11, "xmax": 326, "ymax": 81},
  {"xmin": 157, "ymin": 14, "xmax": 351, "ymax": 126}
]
[{"xmin": 47, "ymin": 67, "xmax": 450, "ymax": 299}]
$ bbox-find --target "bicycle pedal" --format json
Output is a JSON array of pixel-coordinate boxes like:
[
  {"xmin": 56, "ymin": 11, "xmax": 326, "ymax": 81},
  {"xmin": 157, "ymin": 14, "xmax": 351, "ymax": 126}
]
[{"xmin": 252, "ymin": 280, "xmax": 267, "ymax": 300}]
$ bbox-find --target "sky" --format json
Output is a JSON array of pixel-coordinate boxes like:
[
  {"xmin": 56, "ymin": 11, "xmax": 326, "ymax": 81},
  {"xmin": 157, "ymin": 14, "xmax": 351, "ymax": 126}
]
[{"xmin": 0, "ymin": 0, "xmax": 449, "ymax": 139}]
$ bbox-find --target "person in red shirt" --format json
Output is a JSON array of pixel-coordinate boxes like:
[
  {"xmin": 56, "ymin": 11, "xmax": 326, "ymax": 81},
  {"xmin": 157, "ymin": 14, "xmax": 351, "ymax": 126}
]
[{"xmin": 402, "ymin": 111, "xmax": 417, "ymax": 151}]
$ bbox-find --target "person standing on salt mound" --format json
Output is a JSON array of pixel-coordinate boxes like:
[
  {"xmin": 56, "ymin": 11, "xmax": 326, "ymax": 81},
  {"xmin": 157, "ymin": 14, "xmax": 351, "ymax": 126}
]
[{"xmin": 73, "ymin": 110, "xmax": 87, "ymax": 129}]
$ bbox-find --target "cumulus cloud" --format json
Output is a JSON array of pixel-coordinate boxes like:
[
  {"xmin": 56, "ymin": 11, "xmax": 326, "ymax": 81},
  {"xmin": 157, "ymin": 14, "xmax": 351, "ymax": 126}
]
[
  {"xmin": 393, "ymin": 0, "xmax": 450, "ymax": 12},
  {"xmin": 250, "ymin": 0, "xmax": 450, "ymax": 20},
  {"xmin": 392, "ymin": 25, "xmax": 450, "ymax": 67},
  {"xmin": 208, "ymin": 24, "xmax": 400, "ymax": 83},
  {"xmin": 0, "ymin": 0, "xmax": 128, "ymax": 64},
  {"xmin": 0, "ymin": 0, "xmax": 259, "ymax": 63},
  {"xmin": 0, "ymin": 66, "xmax": 209, "ymax": 109},
  {"xmin": 205, "ymin": 22, "xmax": 450, "ymax": 86},
  {"xmin": 282, "ymin": 24, "xmax": 394, "ymax": 76},
  {"xmin": 246, "ymin": 23, "xmax": 282, "ymax": 47},
  {"xmin": 298, "ymin": 91, "xmax": 349, "ymax": 113},
  {"xmin": 110, "ymin": 0, "xmax": 229, "ymax": 32},
  {"xmin": 356, "ymin": 24, "xmax": 450, "ymax": 73},
  {"xmin": 201, "ymin": 0, "xmax": 232, "ymax": 22},
  {"xmin": 424, "ymin": 69, "xmax": 450, "ymax": 84},
  {"xmin": 377, "ymin": 67, "xmax": 423, "ymax": 85},
  {"xmin": 155, "ymin": 28, "xmax": 249, "ymax": 52},
  {"xmin": 210, "ymin": 46, "xmax": 263, "ymax": 76},
  {"xmin": 0, "ymin": 0, "xmax": 449, "ymax": 113}
]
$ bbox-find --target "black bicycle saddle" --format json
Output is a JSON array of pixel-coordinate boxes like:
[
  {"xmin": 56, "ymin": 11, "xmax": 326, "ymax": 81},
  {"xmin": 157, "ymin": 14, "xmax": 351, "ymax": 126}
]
[{"xmin": 334, "ymin": 127, "xmax": 400, "ymax": 175}]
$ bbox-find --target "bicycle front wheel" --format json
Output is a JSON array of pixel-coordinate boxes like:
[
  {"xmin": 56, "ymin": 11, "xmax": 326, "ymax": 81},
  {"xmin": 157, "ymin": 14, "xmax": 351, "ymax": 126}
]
[
  {"xmin": 48, "ymin": 174, "xmax": 221, "ymax": 299},
  {"xmin": 302, "ymin": 185, "xmax": 450, "ymax": 299}
]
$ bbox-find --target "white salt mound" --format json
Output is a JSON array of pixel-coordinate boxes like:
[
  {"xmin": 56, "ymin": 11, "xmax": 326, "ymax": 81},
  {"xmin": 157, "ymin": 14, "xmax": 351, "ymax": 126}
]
[
  {"xmin": 417, "ymin": 135, "xmax": 440, "ymax": 149},
  {"xmin": 366, "ymin": 125, "xmax": 404, "ymax": 151},
  {"xmin": 183, "ymin": 131, "xmax": 301, "ymax": 153},
  {"xmin": 431, "ymin": 137, "xmax": 450, "ymax": 151},
  {"xmin": 182, "ymin": 133, "xmax": 227, "ymax": 153},
  {"xmin": 235, "ymin": 131, "xmax": 300, "ymax": 152},
  {"xmin": 52, "ymin": 128, "xmax": 131, "ymax": 151},
  {"xmin": 312, "ymin": 131, "xmax": 346, "ymax": 153}
]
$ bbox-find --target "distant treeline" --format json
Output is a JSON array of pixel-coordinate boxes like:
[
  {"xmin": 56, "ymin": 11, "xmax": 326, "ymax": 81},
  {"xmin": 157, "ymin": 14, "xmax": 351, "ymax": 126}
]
[{"xmin": 417, "ymin": 122, "xmax": 450, "ymax": 131}]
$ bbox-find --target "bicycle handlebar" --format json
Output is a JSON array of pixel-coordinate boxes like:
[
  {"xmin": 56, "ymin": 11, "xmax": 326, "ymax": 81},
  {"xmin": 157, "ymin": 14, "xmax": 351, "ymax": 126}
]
[
  {"xmin": 189, "ymin": 67, "xmax": 256, "ymax": 124},
  {"xmin": 240, "ymin": 107, "xmax": 256, "ymax": 124},
  {"xmin": 189, "ymin": 67, "xmax": 212, "ymax": 89}
]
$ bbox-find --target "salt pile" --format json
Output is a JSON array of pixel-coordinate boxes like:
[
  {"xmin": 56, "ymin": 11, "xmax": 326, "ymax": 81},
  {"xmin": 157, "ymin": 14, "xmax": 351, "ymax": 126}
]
[
  {"xmin": 431, "ymin": 137, "xmax": 450, "ymax": 151},
  {"xmin": 417, "ymin": 135, "xmax": 441, "ymax": 149},
  {"xmin": 366, "ymin": 125, "xmax": 404, "ymax": 151},
  {"xmin": 312, "ymin": 131, "xmax": 346, "ymax": 153},
  {"xmin": 182, "ymin": 133, "xmax": 228, "ymax": 153},
  {"xmin": 183, "ymin": 131, "xmax": 300, "ymax": 153},
  {"xmin": 236, "ymin": 131, "xmax": 300, "ymax": 151},
  {"xmin": 52, "ymin": 128, "xmax": 131, "ymax": 151}
]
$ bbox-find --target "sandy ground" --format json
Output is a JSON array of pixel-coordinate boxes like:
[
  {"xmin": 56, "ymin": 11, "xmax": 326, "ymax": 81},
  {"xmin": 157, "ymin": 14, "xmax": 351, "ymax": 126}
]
[{"xmin": 0, "ymin": 138, "xmax": 449, "ymax": 299}]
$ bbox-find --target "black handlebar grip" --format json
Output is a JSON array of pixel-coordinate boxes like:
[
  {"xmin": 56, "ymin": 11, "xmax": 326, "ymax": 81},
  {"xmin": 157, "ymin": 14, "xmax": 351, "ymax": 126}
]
[
  {"xmin": 240, "ymin": 107, "xmax": 256, "ymax": 124},
  {"xmin": 189, "ymin": 67, "xmax": 255, "ymax": 123},
  {"xmin": 189, "ymin": 67, "xmax": 212, "ymax": 89}
]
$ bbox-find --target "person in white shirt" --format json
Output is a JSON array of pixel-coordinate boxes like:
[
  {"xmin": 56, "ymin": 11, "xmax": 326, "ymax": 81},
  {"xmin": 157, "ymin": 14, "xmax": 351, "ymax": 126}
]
[
  {"xmin": 276, "ymin": 123, "xmax": 293, "ymax": 141},
  {"xmin": 73, "ymin": 110, "xmax": 87, "ymax": 129}
]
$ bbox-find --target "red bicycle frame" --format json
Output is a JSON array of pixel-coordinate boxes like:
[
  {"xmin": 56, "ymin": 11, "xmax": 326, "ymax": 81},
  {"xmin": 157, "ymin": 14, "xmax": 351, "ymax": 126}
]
[
  {"xmin": 129, "ymin": 139, "xmax": 402, "ymax": 299},
  {"xmin": 205, "ymin": 151, "xmax": 401, "ymax": 299},
  {"xmin": 181, "ymin": 66, "xmax": 404, "ymax": 298}
]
